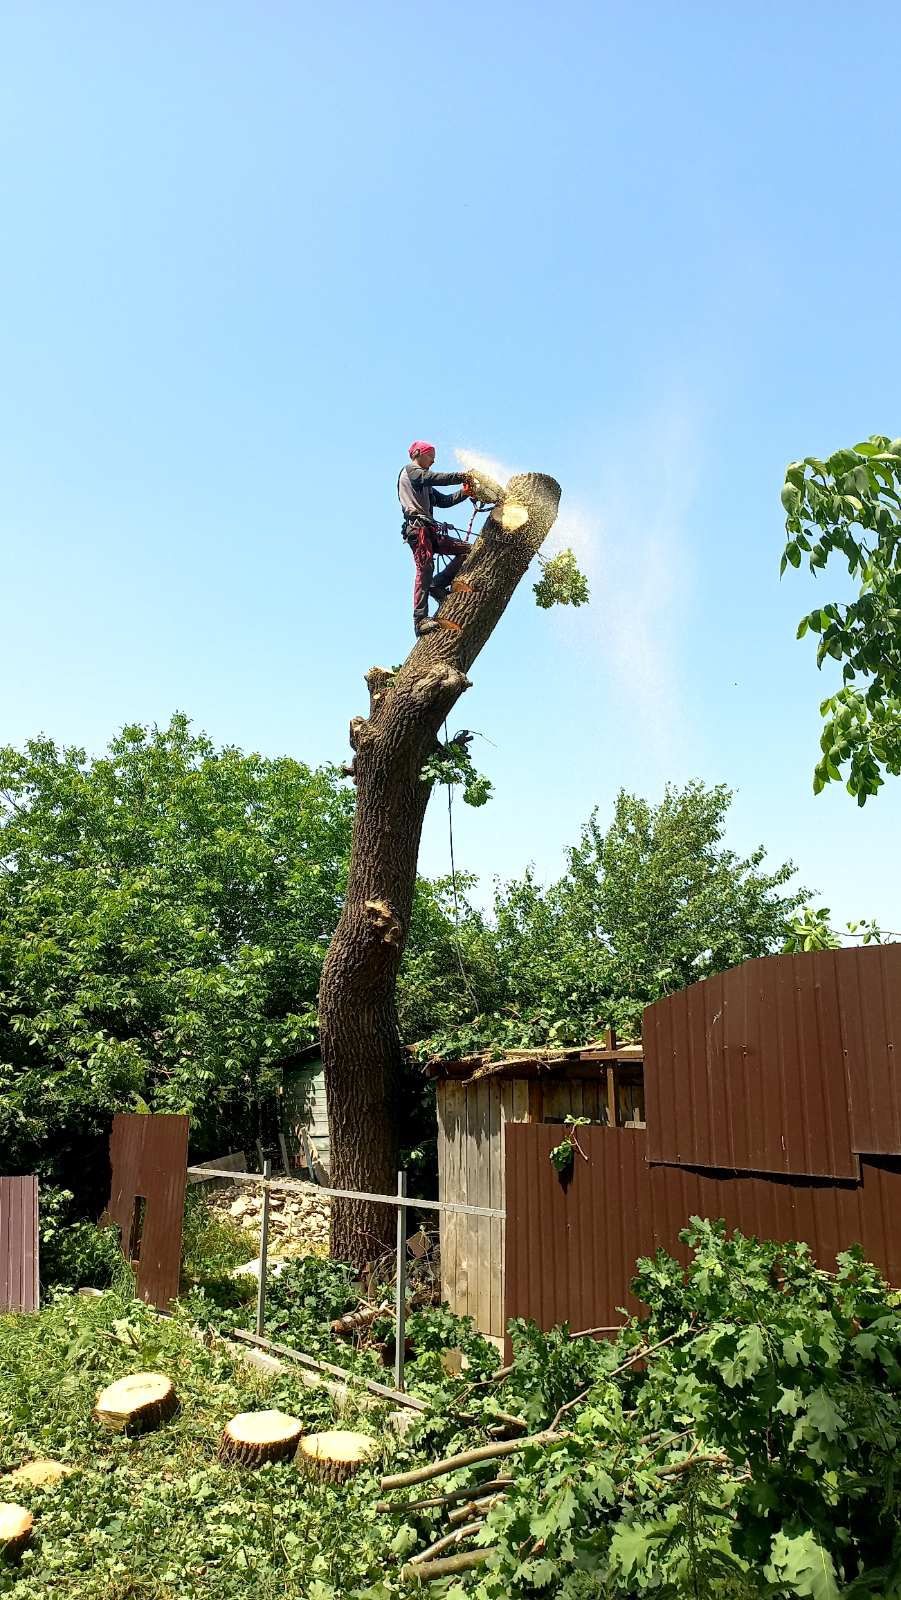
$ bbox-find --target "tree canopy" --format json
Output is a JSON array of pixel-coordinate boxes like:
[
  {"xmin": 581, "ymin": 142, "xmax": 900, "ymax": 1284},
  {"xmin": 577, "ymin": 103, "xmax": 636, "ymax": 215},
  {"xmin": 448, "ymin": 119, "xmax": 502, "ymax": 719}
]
[
  {"xmin": 782, "ymin": 433, "xmax": 901, "ymax": 803},
  {"xmin": 0, "ymin": 718, "xmax": 811, "ymax": 1207},
  {"xmin": 0, "ymin": 715, "xmax": 352, "ymax": 1191},
  {"xmin": 413, "ymin": 781, "xmax": 807, "ymax": 1059}
]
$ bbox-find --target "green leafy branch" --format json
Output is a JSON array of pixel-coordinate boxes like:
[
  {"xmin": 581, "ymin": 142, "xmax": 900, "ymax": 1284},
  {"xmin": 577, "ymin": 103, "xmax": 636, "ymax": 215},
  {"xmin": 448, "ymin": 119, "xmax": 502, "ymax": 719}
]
[
  {"xmin": 420, "ymin": 736, "xmax": 493, "ymax": 808},
  {"xmin": 781, "ymin": 434, "xmax": 901, "ymax": 803},
  {"xmin": 782, "ymin": 906, "xmax": 897, "ymax": 953},
  {"xmin": 533, "ymin": 548, "xmax": 591, "ymax": 609},
  {"xmin": 549, "ymin": 1114, "xmax": 591, "ymax": 1175}
]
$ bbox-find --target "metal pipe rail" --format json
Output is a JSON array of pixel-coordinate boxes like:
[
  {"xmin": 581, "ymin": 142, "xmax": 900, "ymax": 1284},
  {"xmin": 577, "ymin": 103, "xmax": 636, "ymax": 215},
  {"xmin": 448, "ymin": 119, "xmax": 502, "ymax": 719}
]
[
  {"xmin": 186, "ymin": 1166, "xmax": 505, "ymax": 1219},
  {"xmin": 186, "ymin": 1163, "xmax": 506, "ymax": 1391}
]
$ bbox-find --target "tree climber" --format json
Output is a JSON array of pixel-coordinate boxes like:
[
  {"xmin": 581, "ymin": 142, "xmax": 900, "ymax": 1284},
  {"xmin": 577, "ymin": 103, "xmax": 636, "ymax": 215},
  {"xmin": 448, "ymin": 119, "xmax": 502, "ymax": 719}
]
[{"xmin": 398, "ymin": 440, "xmax": 475, "ymax": 637}]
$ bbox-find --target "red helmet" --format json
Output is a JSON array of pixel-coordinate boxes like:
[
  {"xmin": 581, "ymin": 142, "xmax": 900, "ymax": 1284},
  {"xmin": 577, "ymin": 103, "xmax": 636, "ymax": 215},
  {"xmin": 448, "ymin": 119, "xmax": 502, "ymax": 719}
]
[{"xmin": 409, "ymin": 440, "xmax": 435, "ymax": 458}]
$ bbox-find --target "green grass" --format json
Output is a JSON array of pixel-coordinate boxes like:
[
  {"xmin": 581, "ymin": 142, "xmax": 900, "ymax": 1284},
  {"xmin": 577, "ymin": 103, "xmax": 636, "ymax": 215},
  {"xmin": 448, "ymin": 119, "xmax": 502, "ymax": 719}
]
[
  {"xmin": 179, "ymin": 1190, "xmax": 255, "ymax": 1286},
  {"xmin": 0, "ymin": 1290, "xmax": 402, "ymax": 1600}
]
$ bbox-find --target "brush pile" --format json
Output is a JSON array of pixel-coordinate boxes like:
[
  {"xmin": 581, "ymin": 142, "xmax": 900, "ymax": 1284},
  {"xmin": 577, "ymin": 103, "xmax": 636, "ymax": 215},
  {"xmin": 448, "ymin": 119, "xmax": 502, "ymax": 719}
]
[{"xmin": 376, "ymin": 1221, "xmax": 901, "ymax": 1595}]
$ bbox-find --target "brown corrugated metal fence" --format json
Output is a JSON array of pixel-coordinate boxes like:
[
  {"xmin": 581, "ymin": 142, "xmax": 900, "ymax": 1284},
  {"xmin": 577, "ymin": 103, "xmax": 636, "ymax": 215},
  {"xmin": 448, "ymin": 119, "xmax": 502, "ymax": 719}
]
[
  {"xmin": 102, "ymin": 1114, "xmax": 189, "ymax": 1309},
  {"xmin": 643, "ymin": 946, "xmax": 901, "ymax": 1179},
  {"xmin": 0, "ymin": 1176, "xmax": 40, "ymax": 1313},
  {"xmin": 835, "ymin": 946, "xmax": 901, "ymax": 1155},
  {"xmin": 504, "ymin": 1126, "xmax": 901, "ymax": 1346}
]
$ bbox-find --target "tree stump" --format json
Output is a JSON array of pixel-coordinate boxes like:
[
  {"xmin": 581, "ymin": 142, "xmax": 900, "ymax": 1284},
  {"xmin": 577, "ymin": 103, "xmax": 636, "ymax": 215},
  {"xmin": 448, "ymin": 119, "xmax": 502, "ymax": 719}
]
[
  {"xmin": 0, "ymin": 1504, "xmax": 33, "ymax": 1560},
  {"xmin": 295, "ymin": 1430, "xmax": 377, "ymax": 1484},
  {"xmin": 6, "ymin": 1460, "xmax": 74, "ymax": 1489},
  {"xmin": 93, "ymin": 1373, "xmax": 178, "ymax": 1434},
  {"xmin": 219, "ymin": 1410, "xmax": 304, "ymax": 1466}
]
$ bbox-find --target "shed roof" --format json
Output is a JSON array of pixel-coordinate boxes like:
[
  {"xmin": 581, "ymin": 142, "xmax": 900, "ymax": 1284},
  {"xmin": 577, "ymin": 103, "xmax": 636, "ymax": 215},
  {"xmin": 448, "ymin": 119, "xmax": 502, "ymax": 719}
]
[{"xmin": 424, "ymin": 1036, "xmax": 643, "ymax": 1083}]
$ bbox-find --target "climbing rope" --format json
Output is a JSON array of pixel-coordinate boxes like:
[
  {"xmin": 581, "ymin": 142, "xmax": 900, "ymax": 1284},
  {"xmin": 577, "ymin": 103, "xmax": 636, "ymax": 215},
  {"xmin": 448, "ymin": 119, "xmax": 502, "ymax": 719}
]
[
  {"xmin": 432, "ymin": 500, "xmax": 493, "ymax": 583},
  {"xmin": 442, "ymin": 719, "xmax": 478, "ymax": 1003}
]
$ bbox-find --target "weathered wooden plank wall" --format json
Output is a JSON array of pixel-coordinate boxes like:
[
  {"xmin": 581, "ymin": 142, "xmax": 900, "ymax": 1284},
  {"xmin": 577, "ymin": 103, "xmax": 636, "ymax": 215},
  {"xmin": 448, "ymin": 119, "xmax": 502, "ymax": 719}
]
[{"xmin": 439, "ymin": 1075, "xmax": 600, "ymax": 1338}]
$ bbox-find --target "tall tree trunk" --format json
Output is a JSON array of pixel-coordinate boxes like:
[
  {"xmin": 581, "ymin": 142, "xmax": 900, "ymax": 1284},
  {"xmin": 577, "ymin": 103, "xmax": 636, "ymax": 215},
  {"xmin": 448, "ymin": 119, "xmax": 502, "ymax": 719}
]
[{"xmin": 319, "ymin": 472, "xmax": 561, "ymax": 1266}]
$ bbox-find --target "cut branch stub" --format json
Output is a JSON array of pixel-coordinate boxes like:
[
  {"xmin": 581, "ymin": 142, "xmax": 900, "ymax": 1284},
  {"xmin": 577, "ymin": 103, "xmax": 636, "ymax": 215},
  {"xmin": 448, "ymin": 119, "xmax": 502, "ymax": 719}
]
[
  {"xmin": 497, "ymin": 501, "xmax": 529, "ymax": 531},
  {"xmin": 407, "ymin": 662, "xmax": 470, "ymax": 713},
  {"xmin": 219, "ymin": 1410, "xmax": 305, "ymax": 1466},
  {"xmin": 295, "ymin": 1430, "xmax": 378, "ymax": 1484},
  {"xmin": 364, "ymin": 899, "xmax": 402, "ymax": 946},
  {"xmin": 366, "ymin": 666, "xmax": 394, "ymax": 715},
  {"xmin": 93, "ymin": 1373, "xmax": 178, "ymax": 1435},
  {"xmin": 0, "ymin": 1505, "xmax": 33, "ymax": 1561}
]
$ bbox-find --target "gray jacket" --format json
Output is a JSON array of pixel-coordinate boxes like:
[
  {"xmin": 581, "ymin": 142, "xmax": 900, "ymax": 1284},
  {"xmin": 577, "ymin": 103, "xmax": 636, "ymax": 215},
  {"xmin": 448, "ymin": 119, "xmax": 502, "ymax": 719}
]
[{"xmin": 398, "ymin": 464, "xmax": 469, "ymax": 527}]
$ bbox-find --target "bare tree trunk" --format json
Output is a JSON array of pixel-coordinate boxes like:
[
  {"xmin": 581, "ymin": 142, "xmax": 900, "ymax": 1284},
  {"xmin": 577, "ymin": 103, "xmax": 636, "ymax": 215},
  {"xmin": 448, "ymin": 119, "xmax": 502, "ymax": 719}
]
[{"xmin": 319, "ymin": 472, "xmax": 561, "ymax": 1266}]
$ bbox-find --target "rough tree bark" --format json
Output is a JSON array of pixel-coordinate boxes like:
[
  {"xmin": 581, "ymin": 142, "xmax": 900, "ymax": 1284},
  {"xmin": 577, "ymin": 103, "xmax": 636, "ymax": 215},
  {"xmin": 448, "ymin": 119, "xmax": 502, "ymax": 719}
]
[{"xmin": 319, "ymin": 472, "xmax": 561, "ymax": 1265}]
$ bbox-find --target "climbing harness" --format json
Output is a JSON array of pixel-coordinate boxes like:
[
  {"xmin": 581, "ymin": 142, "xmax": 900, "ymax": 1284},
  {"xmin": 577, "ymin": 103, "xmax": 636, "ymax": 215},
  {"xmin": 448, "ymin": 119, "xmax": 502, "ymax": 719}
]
[{"xmin": 420, "ymin": 499, "xmax": 495, "ymax": 587}]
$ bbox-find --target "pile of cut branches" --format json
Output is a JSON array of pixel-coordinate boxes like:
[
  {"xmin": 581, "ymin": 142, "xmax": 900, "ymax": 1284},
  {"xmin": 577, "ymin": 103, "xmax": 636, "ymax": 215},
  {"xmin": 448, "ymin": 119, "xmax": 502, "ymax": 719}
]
[{"xmin": 374, "ymin": 1221, "xmax": 901, "ymax": 1597}]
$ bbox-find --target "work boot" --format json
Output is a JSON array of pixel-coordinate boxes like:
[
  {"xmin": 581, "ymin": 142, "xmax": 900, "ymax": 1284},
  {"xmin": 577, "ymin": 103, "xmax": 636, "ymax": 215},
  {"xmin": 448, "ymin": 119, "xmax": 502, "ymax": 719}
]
[{"xmin": 415, "ymin": 618, "xmax": 439, "ymax": 637}]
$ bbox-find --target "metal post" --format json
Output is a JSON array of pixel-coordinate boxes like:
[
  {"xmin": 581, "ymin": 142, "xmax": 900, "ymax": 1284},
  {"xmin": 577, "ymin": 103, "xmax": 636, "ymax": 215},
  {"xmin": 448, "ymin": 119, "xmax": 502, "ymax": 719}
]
[
  {"xmin": 394, "ymin": 1169, "xmax": 408, "ymax": 1394},
  {"xmin": 255, "ymin": 1159, "xmax": 271, "ymax": 1337}
]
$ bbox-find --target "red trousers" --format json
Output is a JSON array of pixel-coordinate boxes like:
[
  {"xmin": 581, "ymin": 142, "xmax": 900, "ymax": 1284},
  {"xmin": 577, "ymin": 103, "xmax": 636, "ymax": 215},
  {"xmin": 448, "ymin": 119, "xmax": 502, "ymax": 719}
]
[{"xmin": 409, "ymin": 524, "xmax": 469, "ymax": 628}]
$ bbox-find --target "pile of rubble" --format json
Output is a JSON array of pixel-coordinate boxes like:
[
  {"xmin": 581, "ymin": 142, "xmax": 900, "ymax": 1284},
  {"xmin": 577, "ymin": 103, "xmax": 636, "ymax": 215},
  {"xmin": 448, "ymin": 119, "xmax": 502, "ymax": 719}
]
[{"xmin": 210, "ymin": 1181, "xmax": 331, "ymax": 1258}]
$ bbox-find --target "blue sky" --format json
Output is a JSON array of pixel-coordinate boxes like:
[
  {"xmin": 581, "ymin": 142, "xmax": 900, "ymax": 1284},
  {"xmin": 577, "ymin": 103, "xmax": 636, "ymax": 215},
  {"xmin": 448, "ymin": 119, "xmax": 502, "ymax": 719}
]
[{"xmin": 2, "ymin": 1, "xmax": 900, "ymax": 929}]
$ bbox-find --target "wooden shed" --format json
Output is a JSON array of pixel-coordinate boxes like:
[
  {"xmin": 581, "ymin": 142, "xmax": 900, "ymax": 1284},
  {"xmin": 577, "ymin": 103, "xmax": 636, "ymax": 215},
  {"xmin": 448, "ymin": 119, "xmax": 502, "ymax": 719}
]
[{"xmin": 430, "ymin": 1033, "xmax": 644, "ymax": 1339}]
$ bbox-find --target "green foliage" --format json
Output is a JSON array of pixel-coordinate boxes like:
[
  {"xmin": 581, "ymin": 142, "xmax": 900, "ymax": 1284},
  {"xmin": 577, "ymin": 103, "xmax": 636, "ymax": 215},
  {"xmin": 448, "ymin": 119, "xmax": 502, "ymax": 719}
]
[
  {"xmin": 782, "ymin": 907, "xmax": 892, "ymax": 953},
  {"xmin": 0, "ymin": 1287, "xmax": 390, "ymax": 1599},
  {"xmin": 4, "ymin": 1231, "xmax": 900, "ymax": 1597},
  {"xmin": 549, "ymin": 1115, "xmax": 591, "ymax": 1175},
  {"xmin": 420, "ymin": 740, "xmax": 493, "ymax": 808},
  {"xmin": 0, "ymin": 715, "xmax": 353, "ymax": 1198},
  {"xmin": 781, "ymin": 435, "xmax": 901, "ymax": 803},
  {"xmin": 179, "ymin": 1189, "xmax": 255, "ymax": 1287},
  {"xmin": 533, "ymin": 548, "xmax": 591, "ymax": 609},
  {"xmin": 459, "ymin": 1223, "xmax": 901, "ymax": 1599},
  {"xmin": 418, "ymin": 782, "xmax": 807, "ymax": 1057},
  {"xmin": 38, "ymin": 1187, "xmax": 125, "ymax": 1294},
  {"xmin": 397, "ymin": 874, "xmax": 502, "ymax": 1048},
  {"xmin": 184, "ymin": 1248, "xmax": 500, "ymax": 1402}
]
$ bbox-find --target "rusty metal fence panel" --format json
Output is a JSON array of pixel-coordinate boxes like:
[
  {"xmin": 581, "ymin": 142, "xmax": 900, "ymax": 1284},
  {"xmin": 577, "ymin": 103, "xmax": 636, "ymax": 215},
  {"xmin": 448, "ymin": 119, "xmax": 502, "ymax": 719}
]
[
  {"xmin": 642, "ymin": 951, "xmax": 880, "ymax": 1180},
  {"xmin": 504, "ymin": 1126, "xmax": 901, "ymax": 1344},
  {"xmin": 835, "ymin": 945, "xmax": 901, "ymax": 1155},
  {"xmin": 103, "ymin": 1114, "xmax": 189, "ymax": 1309},
  {"xmin": 0, "ymin": 1176, "xmax": 39, "ymax": 1313}
]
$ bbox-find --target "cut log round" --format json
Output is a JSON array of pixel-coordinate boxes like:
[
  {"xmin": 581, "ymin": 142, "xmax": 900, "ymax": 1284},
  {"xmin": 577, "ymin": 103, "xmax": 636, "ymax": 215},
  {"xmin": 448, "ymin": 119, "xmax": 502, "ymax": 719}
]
[
  {"xmin": 0, "ymin": 1504, "xmax": 33, "ymax": 1560},
  {"xmin": 295, "ymin": 1429, "xmax": 377, "ymax": 1484},
  {"xmin": 219, "ymin": 1410, "xmax": 304, "ymax": 1466},
  {"xmin": 6, "ymin": 1459, "xmax": 74, "ymax": 1489},
  {"xmin": 93, "ymin": 1372, "xmax": 178, "ymax": 1434}
]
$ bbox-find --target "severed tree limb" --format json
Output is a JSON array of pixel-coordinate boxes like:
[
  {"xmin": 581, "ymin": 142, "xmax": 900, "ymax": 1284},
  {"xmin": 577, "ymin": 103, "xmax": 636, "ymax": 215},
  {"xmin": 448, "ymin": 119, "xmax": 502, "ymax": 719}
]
[
  {"xmin": 410, "ymin": 1519, "xmax": 484, "ymax": 1565},
  {"xmin": 548, "ymin": 1323, "xmax": 697, "ymax": 1431},
  {"xmin": 569, "ymin": 1324, "xmax": 624, "ymax": 1339},
  {"xmin": 486, "ymin": 1409, "xmax": 528, "ymax": 1437},
  {"xmin": 401, "ymin": 1549, "xmax": 495, "ymax": 1580},
  {"xmin": 379, "ymin": 1431, "xmax": 558, "ymax": 1492},
  {"xmin": 330, "ymin": 1302, "xmax": 390, "ymax": 1337},
  {"xmin": 375, "ymin": 1475, "xmax": 513, "ymax": 1516},
  {"xmin": 447, "ymin": 1492, "xmax": 506, "ymax": 1525},
  {"xmin": 656, "ymin": 1451, "xmax": 731, "ymax": 1479}
]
